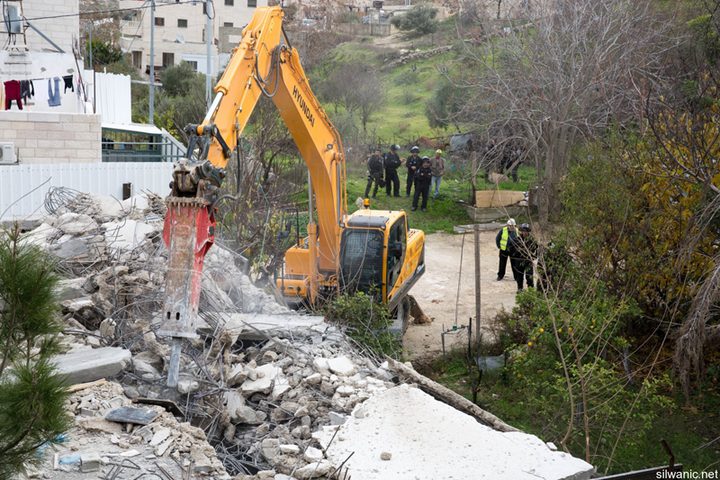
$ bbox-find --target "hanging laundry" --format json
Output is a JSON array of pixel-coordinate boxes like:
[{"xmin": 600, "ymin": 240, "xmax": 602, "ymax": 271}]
[
  {"xmin": 20, "ymin": 80, "xmax": 34, "ymax": 102},
  {"xmin": 48, "ymin": 77, "xmax": 61, "ymax": 107},
  {"xmin": 62, "ymin": 75, "xmax": 74, "ymax": 93},
  {"xmin": 4, "ymin": 80, "xmax": 23, "ymax": 110}
]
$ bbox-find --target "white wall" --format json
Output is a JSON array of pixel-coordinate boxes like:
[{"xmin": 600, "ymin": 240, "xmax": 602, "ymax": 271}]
[
  {"xmin": 90, "ymin": 72, "xmax": 132, "ymax": 124},
  {"xmin": 0, "ymin": 0, "xmax": 79, "ymax": 53},
  {"xmin": 0, "ymin": 162, "xmax": 174, "ymax": 220},
  {"xmin": 0, "ymin": 111, "xmax": 101, "ymax": 164},
  {"xmin": 0, "ymin": 52, "xmax": 89, "ymax": 114}
]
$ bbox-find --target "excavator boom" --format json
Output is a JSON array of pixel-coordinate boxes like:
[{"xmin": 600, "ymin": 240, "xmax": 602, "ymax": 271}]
[{"xmin": 159, "ymin": 7, "xmax": 424, "ymax": 386}]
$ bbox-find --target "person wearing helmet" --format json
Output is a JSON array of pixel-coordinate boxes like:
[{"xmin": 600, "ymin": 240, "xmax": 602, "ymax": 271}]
[
  {"xmin": 431, "ymin": 149, "xmax": 445, "ymax": 199},
  {"xmin": 406, "ymin": 146, "xmax": 421, "ymax": 197},
  {"xmin": 495, "ymin": 218, "xmax": 517, "ymax": 280},
  {"xmin": 510, "ymin": 223, "xmax": 538, "ymax": 292},
  {"xmin": 412, "ymin": 156, "xmax": 433, "ymax": 211},
  {"xmin": 364, "ymin": 147, "xmax": 385, "ymax": 199},
  {"xmin": 384, "ymin": 144, "xmax": 402, "ymax": 197}
]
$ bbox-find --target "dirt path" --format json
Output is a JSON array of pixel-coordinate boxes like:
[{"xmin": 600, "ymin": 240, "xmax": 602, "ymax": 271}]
[{"xmin": 403, "ymin": 231, "xmax": 518, "ymax": 361}]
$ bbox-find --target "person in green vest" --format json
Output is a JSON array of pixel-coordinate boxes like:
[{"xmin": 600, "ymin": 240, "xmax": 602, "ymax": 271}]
[{"xmin": 495, "ymin": 218, "xmax": 517, "ymax": 280}]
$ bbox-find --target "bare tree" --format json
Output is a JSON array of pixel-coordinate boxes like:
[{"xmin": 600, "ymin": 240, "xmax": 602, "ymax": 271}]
[
  {"xmin": 452, "ymin": 0, "xmax": 677, "ymax": 222},
  {"xmin": 319, "ymin": 62, "xmax": 385, "ymax": 133}
]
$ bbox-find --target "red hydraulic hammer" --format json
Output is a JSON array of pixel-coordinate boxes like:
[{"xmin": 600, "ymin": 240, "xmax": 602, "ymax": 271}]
[{"xmin": 159, "ymin": 197, "xmax": 215, "ymax": 387}]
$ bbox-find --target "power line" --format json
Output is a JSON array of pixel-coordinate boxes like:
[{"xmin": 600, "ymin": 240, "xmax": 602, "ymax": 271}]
[{"xmin": 22, "ymin": 0, "xmax": 204, "ymax": 23}]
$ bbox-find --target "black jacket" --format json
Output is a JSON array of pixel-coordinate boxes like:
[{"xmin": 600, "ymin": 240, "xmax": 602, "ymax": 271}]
[
  {"xmin": 510, "ymin": 234, "xmax": 537, "ymax": 262},
  {"xmin": 384, "ymin": 152, "xmax": 401, "ymax": 170},
  {"xmin": 368, "ymin": 154, "xmax": 384, "ymax": 176},
  {"xmin": 415, "ymin": 164, "xmax": 433, "ymax": 183},
  {"xmin": 406, "ymin": 154, "xmax": 420, "ymax": 172}
]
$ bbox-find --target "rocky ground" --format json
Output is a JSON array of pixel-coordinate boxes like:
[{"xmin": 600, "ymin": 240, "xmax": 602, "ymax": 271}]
[{"xmin": 14, "ymin": 188, "xmax": 594, "ymax": 480}]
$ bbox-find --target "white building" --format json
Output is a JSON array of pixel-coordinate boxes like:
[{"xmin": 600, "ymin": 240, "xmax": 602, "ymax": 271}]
[
  {"xmin": 118, "ymin": 0, "xmax": 269, "ymax": 77},
  {"xmin": 0, "ymin": 0, "xmax": 183, "ymax": 220}
]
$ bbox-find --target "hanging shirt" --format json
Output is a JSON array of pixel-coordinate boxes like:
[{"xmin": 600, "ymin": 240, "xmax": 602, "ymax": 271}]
[
  {"xmin": 20, "ymin": 80, "xmax": 34, "ymax": 102},
  {"xmin": 48, "ymin": 77, "xmax": 61, "ymax": 107},
  {"xmin": 4, "ymin": 80, "xmax": 23, "ymax": 110},
  {"xmin": 62, "ymin": 75, "xmax": 74, "ymax": 93}
]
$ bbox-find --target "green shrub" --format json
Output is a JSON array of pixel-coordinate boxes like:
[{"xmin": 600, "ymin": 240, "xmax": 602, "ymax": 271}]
[
  {"xmin": 500, "ymin": 285, "xmax": 671, "ymax": 470},
  {"xmin": 325, "ymin": 291, "xmax": 401, "ymax": 358}
]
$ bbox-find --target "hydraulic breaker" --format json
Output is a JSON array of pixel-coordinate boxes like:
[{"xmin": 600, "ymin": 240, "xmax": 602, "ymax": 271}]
[{"xmin": 159, "ymin": 197, "xmax": 215, "ymax": 387}]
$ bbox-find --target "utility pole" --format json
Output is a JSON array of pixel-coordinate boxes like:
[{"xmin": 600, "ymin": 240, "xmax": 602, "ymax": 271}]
[
  {"xmin": 88, "ymin": 24, "xmax": 93, "ymax": 69},
  {"xmin": 205, "ymin": 0, "xmax": 213, "ymax": 108},
  {"xmin": 149, "ymin": 0, "xmax": 156, "ymax": 124},
  {"xmin": 474, "ymin": 223, "xmax": 481, "ymax": 351}
]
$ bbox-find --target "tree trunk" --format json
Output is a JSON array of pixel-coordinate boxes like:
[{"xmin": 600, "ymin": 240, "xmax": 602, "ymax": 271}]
[{"xmin": 387, "ymin": 358, "xmax": 518, "ymax": 432}]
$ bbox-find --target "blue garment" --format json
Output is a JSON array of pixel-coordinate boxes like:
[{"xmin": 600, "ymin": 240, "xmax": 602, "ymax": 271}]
[{"xmin": 47, "ymin": 77, "xmax": 61, "ymax": 107}]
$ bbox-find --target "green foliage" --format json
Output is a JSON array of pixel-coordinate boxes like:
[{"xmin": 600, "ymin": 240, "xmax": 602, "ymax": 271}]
[
  {"xmin": 561, "ymin": 135, "xmax": 719, "ymax": 326},
  {"xmin": 501, "ymin": 286, "xmax": 671, "ymax": 471},
  {"xmin": 390, "ymin": 4, "xmax": 439, "ymax": 38},
  {"xmin": 687, "ymin": 13, "xmax": 720, "ymax": 64},
  {"xmin": 0, "ymin": 227, "xmax": 70, "ymax": 477},
  {"xmin": 425, "ymin": 78, "xmax": 462, "ymax": 130},
  {"xmin": 325, "ymin": 291, "xmax": 401, "ymax": 358},
  {"xmin": 88, "ymin": 39, "xmax": 123, "ymax": 67},
  {"xmin": 160, "ymin": 62, "xmax": 204, "ymax": 97}
]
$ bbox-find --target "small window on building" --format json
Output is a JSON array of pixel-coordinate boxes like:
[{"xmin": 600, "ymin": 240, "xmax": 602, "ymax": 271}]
[
  {"xmin": 186, "ymin": 61, "xmax": 198, "ymax": 71},
  {"xmin": 155, "ymin": 17, "xmax": 165, "ymax": 26},
  {"xmin": 247, "ymin": 0, "xmax": 257, "ymax": 7},
  {"xmin": 132, "ymin": 51, "xmax": 142, "ymax": 68},
  {"xmin": 223, "ymin": 22, "xmax": 234, "ymax": 27},
  {"xmin": 162, "ymin": 52, "xmax": 174, "ymax": 67},
  {"xmin": 177, "ymin": 18, "xmax": 188, "ymax": 28},
  {"xmin": 225, "ymin": 0, "xmax": 234, "ymax": 5}
]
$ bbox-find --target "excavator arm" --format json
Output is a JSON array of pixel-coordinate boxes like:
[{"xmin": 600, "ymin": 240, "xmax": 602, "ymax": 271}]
[{"xmin": 159, "ymin": 7, "xmax": 346, "ymax": 386}]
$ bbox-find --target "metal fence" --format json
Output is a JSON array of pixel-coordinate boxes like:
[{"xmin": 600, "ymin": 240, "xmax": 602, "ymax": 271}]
[{"xmin": 101, "ymin": 137, "xmax": 186, "ymax": 163}]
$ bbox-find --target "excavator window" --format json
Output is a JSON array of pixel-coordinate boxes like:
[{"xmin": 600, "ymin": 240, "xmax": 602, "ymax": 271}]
[{"xmin": 339, "ymin": 229, "xmax": 384, "ymax": 296}]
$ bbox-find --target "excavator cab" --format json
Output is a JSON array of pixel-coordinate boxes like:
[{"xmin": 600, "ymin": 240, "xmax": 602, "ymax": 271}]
[{"xmin": 339, "ymin": 210, "xmax": 424, "ymax": 308}]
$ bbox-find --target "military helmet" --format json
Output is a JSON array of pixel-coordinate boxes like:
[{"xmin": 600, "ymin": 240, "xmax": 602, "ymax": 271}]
[{"xmin": 410, "ymin": 146, "xmax": 420, "ymax": 153}]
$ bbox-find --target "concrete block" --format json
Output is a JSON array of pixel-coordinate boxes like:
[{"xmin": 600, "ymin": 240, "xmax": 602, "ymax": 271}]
[
  {"xmin": 52, "ymin": 347, "xmax": 131, "ymax": 384},
  {"xmin": 80, "ymin": 452, "xmax": 100, "ymax": 473}
]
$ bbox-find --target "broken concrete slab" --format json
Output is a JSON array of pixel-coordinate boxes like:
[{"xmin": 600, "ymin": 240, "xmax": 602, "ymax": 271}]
[
  {"xmin": 102, "ymin": 219, "xmax": 155, "ymax": 251},
  {"xmin": 52, "ymin": 347, "xmax": 131, "ymax": 385},
  {"xmin": 240, "ymin": 363, "xmax": 281, "ymax": 396},
  {"xmin": 105, "ymin": 406, "xmax": 159, "ymax": 425},
  {"xmin": 327, "ymin": 356, "xmax": 356, "ymax": 376},
  {"xmin": 219, "ymin": 313, "xmax": 325, "ymax": 341},
  {"xmin": 52, "ymin": 237, "xmax": 90, "ymax": 260},
  {"xmin": 315, "ymin": 384, "xmax": 595, "ymax": 480},
  {"xmin": 55, "ymin": 213, "xmax": 97, "ymax": 235}
]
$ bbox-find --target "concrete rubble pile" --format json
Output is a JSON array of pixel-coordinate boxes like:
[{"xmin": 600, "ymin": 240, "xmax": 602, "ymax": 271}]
[
  {"xmin": 18, "ymin": 188, "xmax": 595, "ymax": 480},
  {"xmin": 28, "ymin": 380, "xmax": 229, "ymax": 479}
]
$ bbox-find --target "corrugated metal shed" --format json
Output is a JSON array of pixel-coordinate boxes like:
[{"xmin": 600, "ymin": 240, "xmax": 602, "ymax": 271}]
[{"xmin": 0, "ymin": 162, "xmax": 173, "ymax": 221}]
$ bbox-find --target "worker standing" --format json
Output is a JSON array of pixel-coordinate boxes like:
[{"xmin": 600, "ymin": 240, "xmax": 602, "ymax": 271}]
[
  {"xmin": 495, "ymin": 218, "xmax": 517, "ymax": 280},
  {"xmin": 364, "ymin": 148, "xmax": 385, "ymax": 199},
  {"xmin": 412, "ymin": 156, "xmax": 433, "ymax": 212},
  {"xmin": 384, "ymin": 144, "xmax": 402, "ymax": 197},
  {"xmin": 510, "ymin": 223, "xmax": 537, "ymax": 292},
  {"xmin": 406, "ymin": 146, "xmax": 421, "ymax": 197},
  {"xmin": 430, "ymin": 149, "xmax": 445, "ymax": 199}
]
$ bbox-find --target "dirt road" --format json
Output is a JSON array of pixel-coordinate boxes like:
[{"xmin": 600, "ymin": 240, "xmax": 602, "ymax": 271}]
[{"xmin": 403, "ymin": 231, "xmax": 518, "ymax": 361}]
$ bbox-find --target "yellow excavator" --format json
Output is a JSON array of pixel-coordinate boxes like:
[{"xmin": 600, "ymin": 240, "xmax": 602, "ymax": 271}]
[{"xmin": 158, "ymin": 6, "xmax": 425, "ymax": 385}]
